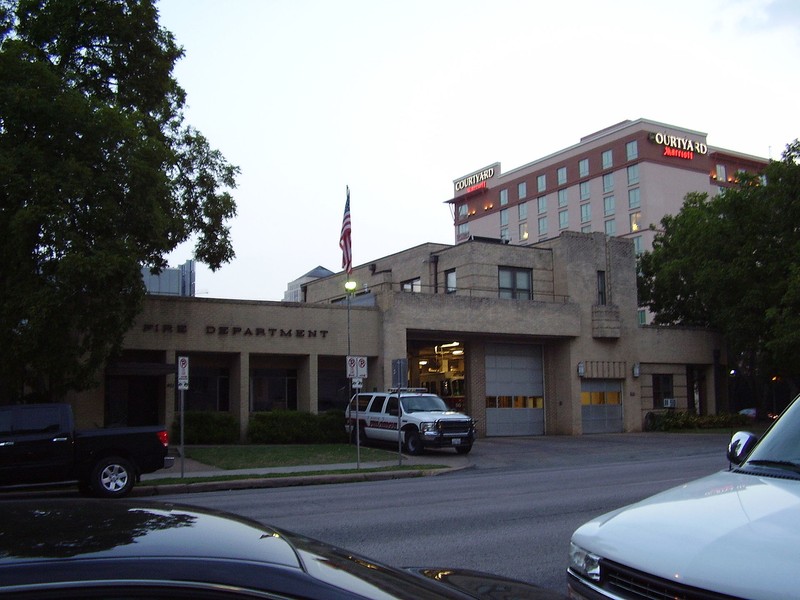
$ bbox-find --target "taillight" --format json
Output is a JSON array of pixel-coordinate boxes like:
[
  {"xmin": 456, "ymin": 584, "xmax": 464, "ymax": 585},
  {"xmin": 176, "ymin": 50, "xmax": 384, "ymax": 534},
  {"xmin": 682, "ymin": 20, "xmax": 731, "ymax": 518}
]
[{"xmin": 158, "ymin": 430, "xmax": 169, "ymax": 447}]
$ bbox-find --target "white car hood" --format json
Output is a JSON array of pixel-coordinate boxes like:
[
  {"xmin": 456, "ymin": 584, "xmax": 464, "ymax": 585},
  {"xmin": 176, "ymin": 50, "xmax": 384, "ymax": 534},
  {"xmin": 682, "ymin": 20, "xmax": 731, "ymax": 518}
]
[
  {"xmin": 408, "ymin": 410, "xmax": 470, "ymax": 421},
  {"xmin": 572, "ymin": 469, "xmax": 800, "ymax": 599}
]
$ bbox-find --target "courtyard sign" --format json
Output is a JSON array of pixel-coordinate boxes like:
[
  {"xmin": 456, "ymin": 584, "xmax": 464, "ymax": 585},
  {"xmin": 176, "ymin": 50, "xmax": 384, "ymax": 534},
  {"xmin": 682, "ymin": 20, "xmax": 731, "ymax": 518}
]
[{"xmin": 649, "ymin": 131, "xmax": 708, "ymax": 160}]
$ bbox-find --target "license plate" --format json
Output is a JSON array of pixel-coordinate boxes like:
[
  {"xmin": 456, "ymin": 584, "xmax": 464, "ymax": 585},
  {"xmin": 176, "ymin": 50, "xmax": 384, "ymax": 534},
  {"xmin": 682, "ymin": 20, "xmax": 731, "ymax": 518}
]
[{"xmin": 451, "ymin": 438, "xmax": 461, "ymax": 445}]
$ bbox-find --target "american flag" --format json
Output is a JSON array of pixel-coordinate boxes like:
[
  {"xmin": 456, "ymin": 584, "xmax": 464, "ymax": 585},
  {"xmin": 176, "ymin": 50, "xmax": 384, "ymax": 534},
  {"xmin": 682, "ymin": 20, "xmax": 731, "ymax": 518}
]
[{"xmin": 339, "ymin": 186, "xmax": 352, "ymax": 274}]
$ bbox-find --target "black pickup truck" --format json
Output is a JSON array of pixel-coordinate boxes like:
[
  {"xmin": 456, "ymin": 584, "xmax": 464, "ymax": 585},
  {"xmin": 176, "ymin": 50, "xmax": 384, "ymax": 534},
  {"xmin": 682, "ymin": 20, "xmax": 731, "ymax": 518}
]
[{"xmin": 0, "ymin": 403, "xmax": 173, "ymax": 497}]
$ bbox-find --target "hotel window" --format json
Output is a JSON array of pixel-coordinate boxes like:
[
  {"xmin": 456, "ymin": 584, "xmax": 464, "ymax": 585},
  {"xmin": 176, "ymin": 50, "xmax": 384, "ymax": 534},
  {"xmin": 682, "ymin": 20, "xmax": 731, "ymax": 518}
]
[
  {"xmin": 501, "ymin": 227, "xmax": 510, "ymax": 242},
  {"xmin": 557, "ymin": 166, "xmax": 567, "ymax": 185},
  {"xmin": 603, "ymin": 172, "xmax": 614, "ymax": 193},
  {"xmin": 537, "ymin": 174, "xmax": 546, "ymax": 192},
  {"xmin": 499, "ymin": 267, "xmax": 532, "ymax": 300},
  {"xmin": 402, "ymin": 277, "xmax": 421, "ymax": 293},
  {"xmin": 638, "ymin": 309, "xmax": 647, "ymax": 325},
  {"xmin": 580, "ymin": 181, "xmax": 590, "ymax": 200},
  {"xmin": 537, "ymin": 195, "xmax": 547, "ymax": 214},
  {"xmin": 633, "ymin": 235, "xmax": 643, "ymax": 255},
  {"xmin": 579, "ymin": 158, "xmax": 589, "ymax": 178},
  {"xmin": 716, "ymin": 164, "xmax": 726, "ymax": 181},
  {"xmin": 627, "ymin": 164, "xmax": 639, "ymax": 185},
  {"xmin": 458, "ymin": 223, "xmax": 469, "ymax": 236},
  {"xmin": 500, "ymin": 188, "xmax": 508, "ymax": 206},
  {"xmin": 628, "ymin": 188, "xmax": 640, "ymax": 209},
  {"xmin": 445, "ymin": 269, "xmax": 456, "ymax": 294},
  {"xmin": 602, "ymin": 149, "xmax": 613, "ymax": 170},
  {"xmin": 604, "ymin": 219, "xmax": 616, "ymax": 235},
  {"xmin": 519, "ymin": 221, "xmax": 529, "ymax": 241},
  {"xmin": 630, "ymin": 211, "xmax": 642, "ymax": 232},
  {"xmin": 538, "ymin": 216, "xmax": 548, "ymax": 235},
  {"xmin": 604, "ymin": 195, "xmax": 615, "ymax": 216},
  {"xmin": 580, "ymin": 203, "xmax": 591, "ymax": 223},
  {"xmin": 518, "ymin": 202, "xmax": 528, "ymax": 221},
  {"xmin": 558, "ymin": 188, "xmax": 568, "ymax": 207},
  {"xmin": 626, "ymin": 140, "xmax": 638, "ymax": 161},
  {"xmin": 518, "ymin": 181, "xmax": 527, "ymax": 199},
  {"xmin": 559, "ymin": 209, "xmax": 569, "ymax": 229},
  {"xmin": 597, "ymin": 270, "xmax": 607, "ymax": 305},
  {"xmin": 458, "ymin": 203, "xmax": 468, "ymax": 218},
  {"xmin": 500, "ymin": 208, "xmax": 509, "ymax": 226},
  {"xmin": 581, "ymin": 224, "xmax": 592, "ymax": 233}
]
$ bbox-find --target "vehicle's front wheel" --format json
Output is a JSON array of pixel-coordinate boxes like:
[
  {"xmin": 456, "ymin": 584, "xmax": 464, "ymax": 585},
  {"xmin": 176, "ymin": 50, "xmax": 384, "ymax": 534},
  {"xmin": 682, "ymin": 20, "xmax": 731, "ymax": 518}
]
[
  {"xmin": 89, "ymin": 456, "xmax": 135, "ymax": 498},
  {"xmin": 404, "ymin": 430, "xmax": 424, "ymax": 455}
]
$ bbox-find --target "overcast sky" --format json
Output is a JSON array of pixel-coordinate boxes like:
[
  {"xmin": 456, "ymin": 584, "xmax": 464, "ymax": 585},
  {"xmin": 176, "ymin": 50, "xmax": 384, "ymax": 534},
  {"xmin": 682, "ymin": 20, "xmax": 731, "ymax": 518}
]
[{"xmin": 156, "ymin": 0, "xmax": 800, "ymax": 301}]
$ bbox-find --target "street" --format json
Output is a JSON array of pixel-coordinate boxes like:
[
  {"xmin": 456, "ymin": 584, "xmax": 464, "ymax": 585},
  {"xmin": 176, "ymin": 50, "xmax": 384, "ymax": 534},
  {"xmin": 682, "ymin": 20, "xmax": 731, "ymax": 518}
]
[{"xmin": 155, "ymin": 432, "xmax": 734, "ymax": 593}]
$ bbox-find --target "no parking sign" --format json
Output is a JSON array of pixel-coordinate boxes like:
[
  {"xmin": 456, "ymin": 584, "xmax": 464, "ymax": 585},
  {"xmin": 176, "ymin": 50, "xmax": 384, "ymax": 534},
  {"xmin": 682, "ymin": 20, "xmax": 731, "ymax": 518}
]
[{"xmin": 346, "ymin": 355, "xmax": 367, "ymax": 379}]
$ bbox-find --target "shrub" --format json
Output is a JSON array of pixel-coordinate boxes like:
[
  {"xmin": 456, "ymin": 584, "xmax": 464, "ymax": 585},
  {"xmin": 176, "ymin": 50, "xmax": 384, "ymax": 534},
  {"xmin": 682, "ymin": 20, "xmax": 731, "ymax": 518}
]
[
  {"xmin": 172, "ymin": 411, "xmax": 239, "ymax": 444},
  {"xmin": 644, "ymin": 410, "xmax": 752, "ymax": 432},
  {"xmin": 247, "ymin": 410, "xmax": 347, "ymax": 444}
]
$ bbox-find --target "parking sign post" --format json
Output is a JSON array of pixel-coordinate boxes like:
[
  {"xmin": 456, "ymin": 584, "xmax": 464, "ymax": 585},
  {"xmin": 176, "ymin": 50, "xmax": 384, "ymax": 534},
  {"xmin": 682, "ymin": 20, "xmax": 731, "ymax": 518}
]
[{"xmin": 177, "ymin": 356, "xmax": 189, "ymax": 478}]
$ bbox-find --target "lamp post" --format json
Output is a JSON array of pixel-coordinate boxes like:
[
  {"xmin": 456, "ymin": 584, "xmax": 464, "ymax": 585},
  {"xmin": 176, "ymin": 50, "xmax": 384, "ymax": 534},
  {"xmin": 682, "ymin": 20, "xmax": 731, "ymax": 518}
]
[{"xmin": 345, "ymin": 280, "xmax": 359, "ymax": 467}]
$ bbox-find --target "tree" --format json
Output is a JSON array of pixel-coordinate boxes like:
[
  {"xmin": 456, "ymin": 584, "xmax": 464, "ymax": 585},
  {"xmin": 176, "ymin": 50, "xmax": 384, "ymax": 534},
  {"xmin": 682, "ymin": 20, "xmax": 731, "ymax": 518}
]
[
  {"xmin": 638, "ymin": 141, "xmax": 800, "ymax": 402},
  {"xmin": 0, "ymin": 0, "xmax": 238, "ymax": 403}
]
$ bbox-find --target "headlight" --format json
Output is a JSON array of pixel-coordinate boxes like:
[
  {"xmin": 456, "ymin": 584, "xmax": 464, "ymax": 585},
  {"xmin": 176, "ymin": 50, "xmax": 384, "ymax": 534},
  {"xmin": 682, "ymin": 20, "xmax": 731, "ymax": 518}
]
[
  {"xmin": 569, "ymin": 542, "xmax": 601, "ymax": 581},
  {"xmin": 419, "ymin": 422, "xmax": 438, "ymax": 434}
]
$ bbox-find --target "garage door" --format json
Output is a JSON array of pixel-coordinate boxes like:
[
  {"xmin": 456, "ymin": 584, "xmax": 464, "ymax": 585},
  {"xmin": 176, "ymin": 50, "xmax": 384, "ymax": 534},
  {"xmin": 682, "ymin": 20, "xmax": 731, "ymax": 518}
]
[
  {"xmin": 485, "ymin": 344, "xmax": 544, "ymax": 436},
  {"xmin": 580, "ymin": 379, "xmax": 623, "ymax": 433}
]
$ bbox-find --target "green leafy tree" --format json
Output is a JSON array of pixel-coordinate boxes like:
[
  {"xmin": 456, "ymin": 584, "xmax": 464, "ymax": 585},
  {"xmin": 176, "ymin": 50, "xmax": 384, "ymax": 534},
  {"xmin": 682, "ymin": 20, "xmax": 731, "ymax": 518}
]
[
  {"xmin": 0, "ymin": 0, "xmax": 238, "ymax": 402},
  {"xmin": 638, "ymin": 141, "xmax": 800, "ymax": 401}
]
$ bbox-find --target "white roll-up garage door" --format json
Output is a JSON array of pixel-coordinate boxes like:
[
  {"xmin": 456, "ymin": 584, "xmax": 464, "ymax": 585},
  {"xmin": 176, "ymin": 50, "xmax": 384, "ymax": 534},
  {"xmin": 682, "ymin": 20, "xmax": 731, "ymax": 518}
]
[{"xmin": 485, "ymin": 343, "xmax": 544, "ymax": 436}]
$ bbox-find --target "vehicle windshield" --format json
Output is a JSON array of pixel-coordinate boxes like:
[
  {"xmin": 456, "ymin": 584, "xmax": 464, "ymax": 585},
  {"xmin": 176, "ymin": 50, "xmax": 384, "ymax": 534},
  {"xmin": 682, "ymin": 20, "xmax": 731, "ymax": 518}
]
[
  {"xmin": 744, "ymin": 394, "xmax": 800, "ymax": 468},
  {"xmin": 401, "ymin": 395, "xmax": 448, "ymax": 413}
]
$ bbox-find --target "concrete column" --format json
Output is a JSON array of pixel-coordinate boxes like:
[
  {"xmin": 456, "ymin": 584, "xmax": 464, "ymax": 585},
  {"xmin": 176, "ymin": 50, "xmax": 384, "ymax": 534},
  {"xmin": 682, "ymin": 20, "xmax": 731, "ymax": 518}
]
[
  {"xmin": 468, "ymin": 341, "xmax": 486, "ymax": 437},
  {"xmin": 298, "ymin": 354, "xmax": 318, "ymax": 413},
  {"xmin": 232, "ymin": 352, "xmax": 250, "ymax": 442},
  {"xmin": 165, "ymin": 349, "xmax": 177, "ymax": 431}
]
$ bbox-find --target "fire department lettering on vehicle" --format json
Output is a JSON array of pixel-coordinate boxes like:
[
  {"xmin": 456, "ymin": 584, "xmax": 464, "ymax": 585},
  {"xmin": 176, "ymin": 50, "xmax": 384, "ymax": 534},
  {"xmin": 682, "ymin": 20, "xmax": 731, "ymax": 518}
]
[{"xmin": 346, "ymin": 388, "xmax": 475, "ymax": 456}]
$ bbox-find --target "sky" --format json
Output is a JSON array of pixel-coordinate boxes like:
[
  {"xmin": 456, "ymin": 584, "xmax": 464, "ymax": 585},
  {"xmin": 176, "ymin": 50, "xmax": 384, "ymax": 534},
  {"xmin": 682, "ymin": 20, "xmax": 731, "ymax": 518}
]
[{"xmin": 156, "ymin": 0, "xmax": 800, "ymax": 301}]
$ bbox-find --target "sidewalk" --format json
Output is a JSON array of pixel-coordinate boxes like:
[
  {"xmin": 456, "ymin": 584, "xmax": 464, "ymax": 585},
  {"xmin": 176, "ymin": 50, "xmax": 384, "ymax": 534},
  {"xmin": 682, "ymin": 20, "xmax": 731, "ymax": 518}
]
[{"xmin": 135, "ymin": 449, "xmax": 472, "ymax": 496}]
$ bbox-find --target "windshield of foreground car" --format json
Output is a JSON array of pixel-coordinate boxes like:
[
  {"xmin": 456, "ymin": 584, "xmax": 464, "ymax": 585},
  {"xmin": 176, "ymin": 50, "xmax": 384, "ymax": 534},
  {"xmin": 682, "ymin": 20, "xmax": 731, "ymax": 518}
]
[
  {"xmin": 742, "ymin": 394, "xmax": 800, "ymax": 470},
  {"xmin": 401, "ymin": 395, "xmax": 448, "ymax": 413}
]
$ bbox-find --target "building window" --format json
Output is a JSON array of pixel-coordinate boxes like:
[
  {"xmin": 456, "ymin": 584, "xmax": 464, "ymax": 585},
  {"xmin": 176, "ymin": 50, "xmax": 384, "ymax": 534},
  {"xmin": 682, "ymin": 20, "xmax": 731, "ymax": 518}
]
[
  {"xmin": 518, "ymin": 202, "xmax": 528, "ymax": 221},
  {"xmin": 559, "ymin": 209, "xmax": 568, "ymax": 229},
  {"xmin": 628, "ymin": 188, "xmax": 640, "ymax": 209},
  {"xmin": 402, "ymin": 277, "xmax": 421, "ymax": 293},
  {"xmin": 652, "ymin": 374, "xmax": 674, "ymax": 408},
  {"xmin": 538, "ymin": 216, "xmax": 548, "ymax": 235},
  {"xmin": 557, "ymin": 166, "xmax": 567, "ymax": 185},
  {"xmin": 604, "ymin": 195, "xmax": 615, "ymax": 216},
  {"xmin": 458, "ymin": 223, "xmax": 469, "ymax": 237},
  {"xmin": 579, "ymin": 158, "xmax": 589, "ymax": 178},
  {"xmin": 500, "ymin": 208, "xmax": 509, "ymax": 226},
  {"xmin": 638, "ymin": 309, "xmax": 647, "ymax": 325},
  {"xmin": 630, "ymin": 211, "xmax": 642, "ymax": 232},
  {"xmin": 627, "ymin": 164, "xmax": 639, "ymax": 185},
  {"xmin": 458, "ymin": 203, "xmax": 468, "ymax": 218},
  {"xmin": 603, "ymin": 173, "xmax": 614, "ymax": 193},
  {"xmin": 580, "ymin": 203, "xmax": 591, "ymax": 223},
  {"xmin": 445, "ymin": 269, "xmax": 456, "ymax": 294},
  {"xmin": 518, "ymin": 181, "xmax": 527, "ymax": 199},
  {"xmin": 579, "ymin": 181, "xmax": 590, "ymax": 201},
  {"xmin": 537, "ymin": 195, "xmax": 547, "ymax": 214},
  {"xmin": 499, "ymin": 267, "xmax": 532, "ymax": 300},
  {"xmin": 602, "ymin": 149, "xmax": 613, "ymax": 170},
  {"xmin": 501, "ymin": 227, "xmax": 510, "ymax": 242},
  {"xmin": 604, "ymin": 219, "xmax": 616, "ymax": 235},
  {"xmin": 716, "ymin": 164, "xmax": 727, "ymax": 182},
  {"xmin": 581, "ymin": 224, "xmax": 592, "ymax": 233},
  {"xmin": 633, "ymin": 235, "xmax": 643, "ymax": 255},
  {"xmin": 558, "ymin": 188, "xmax": 568, "ymax": 207},
  {"xmin": 626, "ymin": 140, "xmax": 638, "ymax": 161},
  {"xmin": 519, "ymin": 221, "xmax": 529, "ymax": 241},
  {"xmin": 500, "ymin": 188, "xmax": 508, "ymax": 206},
  {"xmin": 537, "ymin": 174, "xmax": 546, "ymax": 192},
  {"xmin": 597, "ymin": 270, "xmax": 607, "ymax": 305},
  {"xmin": 251, "ymin": 368, "xmax": 295, "ymax": 411}
]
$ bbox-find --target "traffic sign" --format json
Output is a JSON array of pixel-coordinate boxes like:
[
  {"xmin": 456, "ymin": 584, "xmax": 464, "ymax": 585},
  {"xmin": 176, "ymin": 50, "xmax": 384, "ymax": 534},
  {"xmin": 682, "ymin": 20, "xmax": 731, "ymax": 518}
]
[
  {"xmin": 346, "ymin": 355, "xmax": 368, "ymax": 379},
  {"xmin": 177, "ymin": 356, "xmax": 189, "ymax": 391}
]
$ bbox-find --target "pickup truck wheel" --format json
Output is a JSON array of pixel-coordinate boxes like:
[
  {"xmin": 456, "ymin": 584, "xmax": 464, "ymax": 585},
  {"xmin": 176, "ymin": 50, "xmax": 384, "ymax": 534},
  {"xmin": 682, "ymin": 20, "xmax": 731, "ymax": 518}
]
[
  {"xmin": 90, "ymin": 456, "xmax": 135, "ymax": 498},
  {"xmin": 404, "ymin": 430, "xmax": 424, "ymax": 456}
]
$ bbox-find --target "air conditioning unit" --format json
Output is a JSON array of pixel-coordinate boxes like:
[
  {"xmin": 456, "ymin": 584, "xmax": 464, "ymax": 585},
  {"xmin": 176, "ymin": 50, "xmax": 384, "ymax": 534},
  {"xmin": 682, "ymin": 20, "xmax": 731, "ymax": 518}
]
[{"xmin": 663, "ymin": 398, "xmax": 676, "ymax": 408}]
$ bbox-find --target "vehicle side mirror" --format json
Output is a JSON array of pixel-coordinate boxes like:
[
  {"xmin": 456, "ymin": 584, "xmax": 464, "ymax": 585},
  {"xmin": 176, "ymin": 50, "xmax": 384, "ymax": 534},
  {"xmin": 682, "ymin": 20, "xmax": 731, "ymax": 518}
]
[{"xmin": 727, "ymin": 431, "xmax": 758, "ymax": 465}]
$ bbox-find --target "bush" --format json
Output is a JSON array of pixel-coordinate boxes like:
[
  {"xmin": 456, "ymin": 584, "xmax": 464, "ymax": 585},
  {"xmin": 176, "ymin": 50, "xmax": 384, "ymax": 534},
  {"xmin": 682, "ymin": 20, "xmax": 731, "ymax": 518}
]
[
  {"xmin": 644, "ymin": 410, "xmax": 752, "ymax": 432},
  {"xmin": 172, "ymin": 411, "xmax": 239, "ymax": 444},
  {"xmin": 247, "ymin": 410, "xmax": 347, "ymax": 444}
]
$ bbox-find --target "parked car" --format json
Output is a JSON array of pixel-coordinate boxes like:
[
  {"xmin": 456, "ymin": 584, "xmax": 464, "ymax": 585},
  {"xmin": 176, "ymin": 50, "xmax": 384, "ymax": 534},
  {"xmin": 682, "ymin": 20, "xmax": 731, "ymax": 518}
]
[
  {"xmin": 0, "ymin": 498, "xmax": 566, "ymax": 599},
  {"xmin": 345, "ymin": 388, "xmax": 475, "ymax": 455},
  {"xmin": 0, "ymin": 403, "xmax": 173, "ymax": 498},
  {"xmin": 567, "ymin": 394, "xmax": 800, "ymax": 599}
]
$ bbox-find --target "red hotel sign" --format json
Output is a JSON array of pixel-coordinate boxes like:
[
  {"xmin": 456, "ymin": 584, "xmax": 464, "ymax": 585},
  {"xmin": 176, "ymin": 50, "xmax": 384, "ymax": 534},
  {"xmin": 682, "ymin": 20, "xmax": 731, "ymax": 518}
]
[{"xmin": 649, "ymin": 131, "xmax": 708, "ymax": 161}]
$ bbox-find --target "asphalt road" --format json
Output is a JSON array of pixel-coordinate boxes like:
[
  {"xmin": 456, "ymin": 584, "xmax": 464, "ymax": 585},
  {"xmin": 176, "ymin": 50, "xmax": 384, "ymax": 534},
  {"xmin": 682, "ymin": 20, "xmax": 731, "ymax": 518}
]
[{"xmin": 155, "ymin": 432, "xmax": 734, "ymax": 594}]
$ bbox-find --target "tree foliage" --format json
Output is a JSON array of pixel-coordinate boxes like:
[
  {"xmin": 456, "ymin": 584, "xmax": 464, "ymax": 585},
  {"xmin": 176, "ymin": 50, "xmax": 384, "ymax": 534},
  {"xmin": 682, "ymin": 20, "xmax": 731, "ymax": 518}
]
[
  {"xmin": 638, "ymin": 141, "xmax": 800, "ymax": 381},
  {"xmin": 0, "ymin": 0, "xmax": 238, "ymax": 402}
]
